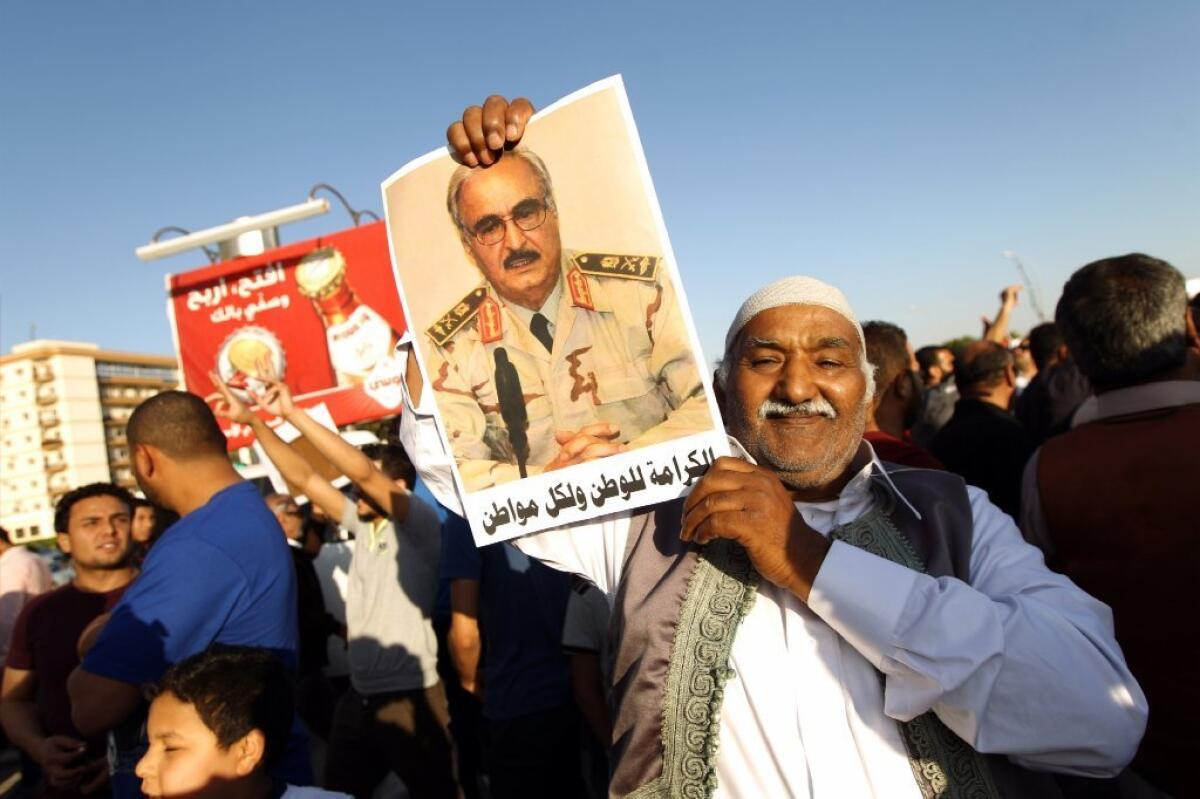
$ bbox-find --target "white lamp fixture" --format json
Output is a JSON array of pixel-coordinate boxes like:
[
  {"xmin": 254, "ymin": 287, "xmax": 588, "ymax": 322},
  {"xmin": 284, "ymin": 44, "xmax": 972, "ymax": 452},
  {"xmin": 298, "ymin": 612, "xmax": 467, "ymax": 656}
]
[{"xmin": 135, "ymin": 197, "xmax": 330, "ymax": 262}]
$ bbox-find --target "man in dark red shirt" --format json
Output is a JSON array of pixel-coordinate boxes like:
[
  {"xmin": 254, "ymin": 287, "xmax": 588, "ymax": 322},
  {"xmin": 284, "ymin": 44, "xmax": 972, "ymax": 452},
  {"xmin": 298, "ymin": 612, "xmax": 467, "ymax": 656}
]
[
  {"xmin": 0, "ymin": 483, "xmax": 139, "ymax": 798},
  {"xmin": 861, "ymin": 321, "xmax": 945, "ymax": 470}
]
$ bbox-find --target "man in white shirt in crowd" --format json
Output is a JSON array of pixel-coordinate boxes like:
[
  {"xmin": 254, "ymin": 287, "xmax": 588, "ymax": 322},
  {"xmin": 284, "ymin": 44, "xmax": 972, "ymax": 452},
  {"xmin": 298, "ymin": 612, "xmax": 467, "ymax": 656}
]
[
  {"xmin": 0, "ymin": 525, "xmax": 51, "ymax": 662},
  {"xmin": 394, "ymin": 96, "xmax": 1150, "ymax": 799}
]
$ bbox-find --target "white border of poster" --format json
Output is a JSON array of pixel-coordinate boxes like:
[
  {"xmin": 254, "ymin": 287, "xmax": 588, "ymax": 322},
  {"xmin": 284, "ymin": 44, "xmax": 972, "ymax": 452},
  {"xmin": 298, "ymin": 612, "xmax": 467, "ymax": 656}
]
[{"xmin": 381, "ymin": 76, "xmax": 727, "ymax": 544}]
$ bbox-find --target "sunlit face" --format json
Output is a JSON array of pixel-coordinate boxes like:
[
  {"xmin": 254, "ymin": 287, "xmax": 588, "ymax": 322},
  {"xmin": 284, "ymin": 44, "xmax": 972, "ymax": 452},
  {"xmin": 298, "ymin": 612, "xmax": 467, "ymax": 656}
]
[
  {"xmin": 136, "ymin": 693, "xmax": 252, "ymax": 799},
  {"xmin": 723, "ymin": 305, "xmax": 869, "ymax": 493},
  {"xmin": 352, "ymin": 462, "xmax": 406, "ymax": 522},
  {"xmin": 59, "ymin": 495, "xmax": 133, "ymax": 571},
  {"xmin": 1013, "ymin": 341, "xmax": 1035, "ymax": 375},
  {"xmin": 132, "ymin": 505, "xmax": 157, "ymax": 543},
  {"xmin": 936, "ymin": 348, "xmax": 955, "ymax": 378},
  {"xmin": 456, "ymin": 156, "xmax": 562, "ymax": 310}
]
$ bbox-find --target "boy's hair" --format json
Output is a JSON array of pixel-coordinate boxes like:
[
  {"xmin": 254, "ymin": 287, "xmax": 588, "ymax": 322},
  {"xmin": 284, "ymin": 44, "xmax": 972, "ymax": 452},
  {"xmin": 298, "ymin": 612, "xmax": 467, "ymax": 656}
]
[{"xmin": 149, "ymin": 645, "xmax": 294, "ymax": 768}]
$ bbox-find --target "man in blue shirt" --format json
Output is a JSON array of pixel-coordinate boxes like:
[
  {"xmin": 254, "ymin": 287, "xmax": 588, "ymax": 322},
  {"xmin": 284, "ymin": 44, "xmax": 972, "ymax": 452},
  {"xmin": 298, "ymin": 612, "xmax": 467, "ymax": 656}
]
[{"xmin": 66, "ymin": 391, "xmax": 309, "ymax": 796}]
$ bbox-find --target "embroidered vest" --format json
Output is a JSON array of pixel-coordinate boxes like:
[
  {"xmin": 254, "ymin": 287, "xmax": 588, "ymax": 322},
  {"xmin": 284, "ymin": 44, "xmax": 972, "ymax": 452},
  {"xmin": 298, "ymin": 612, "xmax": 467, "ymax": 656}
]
[{"xmin": 609, "ymin": 464, "xmax": 1062, "ymax": 798}]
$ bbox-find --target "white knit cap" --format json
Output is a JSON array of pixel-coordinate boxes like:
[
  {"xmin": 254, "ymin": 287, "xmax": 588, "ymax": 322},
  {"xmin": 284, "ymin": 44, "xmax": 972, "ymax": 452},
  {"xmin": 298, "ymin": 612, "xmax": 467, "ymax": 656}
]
[{"xmin": 724, "ymin": 276, "xmax": 863, "ymax": 353}]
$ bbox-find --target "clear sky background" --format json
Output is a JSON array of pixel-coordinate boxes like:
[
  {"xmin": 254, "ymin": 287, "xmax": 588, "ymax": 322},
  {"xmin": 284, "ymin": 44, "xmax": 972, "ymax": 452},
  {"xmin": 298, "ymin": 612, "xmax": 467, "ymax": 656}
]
[{"xmin": 1, "ymin": 1, "xmax": 1196, "ymax": 367}]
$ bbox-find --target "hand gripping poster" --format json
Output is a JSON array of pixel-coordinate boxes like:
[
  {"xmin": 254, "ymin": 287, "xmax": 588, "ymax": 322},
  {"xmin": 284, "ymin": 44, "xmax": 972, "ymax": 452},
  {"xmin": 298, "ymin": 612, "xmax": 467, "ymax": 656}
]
[{"xmin": 382, "ymin": 77, "xmax": 727, "ymax": 544}]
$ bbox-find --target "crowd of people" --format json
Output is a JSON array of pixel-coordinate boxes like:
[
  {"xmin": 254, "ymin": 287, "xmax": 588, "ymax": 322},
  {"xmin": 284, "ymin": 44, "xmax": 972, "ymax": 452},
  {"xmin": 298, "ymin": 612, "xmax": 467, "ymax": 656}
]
[{"xmin": 0, "ymin": 94, "xmax": 1195, "ymax": 799}]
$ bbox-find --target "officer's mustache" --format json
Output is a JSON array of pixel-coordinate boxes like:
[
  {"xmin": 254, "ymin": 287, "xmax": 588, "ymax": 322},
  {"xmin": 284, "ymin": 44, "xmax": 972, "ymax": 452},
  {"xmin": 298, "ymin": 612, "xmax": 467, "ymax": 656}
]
[
  {"xmin": 503, "ymin": 249, "xmax": 540, "ymax": 269},
  {"xmin": 758, "ymin": 397, "xmax": 838, "ymax": 420}
]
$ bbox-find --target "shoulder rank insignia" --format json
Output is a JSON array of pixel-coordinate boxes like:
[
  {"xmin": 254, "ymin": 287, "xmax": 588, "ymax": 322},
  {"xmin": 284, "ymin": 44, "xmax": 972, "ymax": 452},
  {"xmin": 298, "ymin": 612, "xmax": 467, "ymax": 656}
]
[
  {"xmin": 427, "ymin": 286, "xmax": 488, "ymax": 347},
  {"xmin": 566, "ymin": 267, "xmax": 594, "ymax": 310},
  {"xmin": 477, "ymin": 296, "xmax": 503, "ymax": 343},
  {"xmin": 572, "ymin": 252, "xmax": 659, "ymax": 282}
]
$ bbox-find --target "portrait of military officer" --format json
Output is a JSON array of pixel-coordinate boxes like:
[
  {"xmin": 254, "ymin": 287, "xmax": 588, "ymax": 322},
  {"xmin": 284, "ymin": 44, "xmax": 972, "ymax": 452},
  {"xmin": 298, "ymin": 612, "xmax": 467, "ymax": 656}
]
[{"xmin": 424, "ymin": 147, "xmax": 711, "ymax": 491}]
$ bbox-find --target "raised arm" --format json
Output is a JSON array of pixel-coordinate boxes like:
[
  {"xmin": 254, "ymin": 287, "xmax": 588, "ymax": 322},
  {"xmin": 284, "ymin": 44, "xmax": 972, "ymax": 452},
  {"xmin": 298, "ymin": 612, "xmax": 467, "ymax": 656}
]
[
  {"xmin": 254, "ymin": 363, "xmax": 411, "ymax": 522},
  {"xmin": 208, "ymin": 373, "xmax": 346, "ymax": 520},
  {"xmin": 983, "ymin": 284, "xmax": 1022, "ymax": 344}
]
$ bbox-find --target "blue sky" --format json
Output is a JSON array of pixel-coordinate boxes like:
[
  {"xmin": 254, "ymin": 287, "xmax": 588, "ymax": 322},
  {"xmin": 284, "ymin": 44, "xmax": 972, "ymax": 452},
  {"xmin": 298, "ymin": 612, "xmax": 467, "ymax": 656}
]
[{"xmin": 1, "ymin": 1, "xmax": 1196, "ymax": 366}]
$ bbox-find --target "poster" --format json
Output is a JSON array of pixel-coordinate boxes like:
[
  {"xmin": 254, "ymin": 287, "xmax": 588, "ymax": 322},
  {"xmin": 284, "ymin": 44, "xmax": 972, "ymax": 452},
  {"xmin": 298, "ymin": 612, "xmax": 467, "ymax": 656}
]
[
  {"xmin": 382, "ymin": 76, "xmax": 727, "ymax": 544},
  {"xmin": 166, "ymin": 221, "xmax": 407, "ymax": 450}
]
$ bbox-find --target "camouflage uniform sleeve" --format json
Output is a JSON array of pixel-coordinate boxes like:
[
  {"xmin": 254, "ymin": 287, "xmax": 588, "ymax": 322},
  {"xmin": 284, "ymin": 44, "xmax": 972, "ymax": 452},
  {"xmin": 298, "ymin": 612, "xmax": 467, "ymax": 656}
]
[
  {"xmin": 625, "ymin": 268, "xmax": 713, "ymax": 449},
  {"xmin": 427, "ymin": 343, "xmax": 546, "ymax": 493}
]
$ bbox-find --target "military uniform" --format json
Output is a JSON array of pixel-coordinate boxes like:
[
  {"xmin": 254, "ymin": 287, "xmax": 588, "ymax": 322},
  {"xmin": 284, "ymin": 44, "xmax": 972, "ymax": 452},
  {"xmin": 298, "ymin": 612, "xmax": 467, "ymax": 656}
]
[{"xmin": 425, "ymin": 250, "xmax": 709, "ymax": 491}]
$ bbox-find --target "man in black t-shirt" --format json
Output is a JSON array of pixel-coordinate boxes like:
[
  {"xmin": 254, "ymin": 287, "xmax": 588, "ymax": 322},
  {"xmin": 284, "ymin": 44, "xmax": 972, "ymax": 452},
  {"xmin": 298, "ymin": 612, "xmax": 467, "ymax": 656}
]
[
  {"xmin": 0, "ymin": 483, "xmax": 139, "ymax": 798},
  {"xmin": 931, "ymin": 342, "xmax": 1034, "ymax": 518}
]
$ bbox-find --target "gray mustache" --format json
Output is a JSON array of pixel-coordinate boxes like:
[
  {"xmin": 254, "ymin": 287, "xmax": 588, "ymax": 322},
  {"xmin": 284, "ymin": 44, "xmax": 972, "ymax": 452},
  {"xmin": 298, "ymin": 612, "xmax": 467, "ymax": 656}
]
[{"xmin": 758, "ymin": 397, "xmax": 838, "ymax": 420}]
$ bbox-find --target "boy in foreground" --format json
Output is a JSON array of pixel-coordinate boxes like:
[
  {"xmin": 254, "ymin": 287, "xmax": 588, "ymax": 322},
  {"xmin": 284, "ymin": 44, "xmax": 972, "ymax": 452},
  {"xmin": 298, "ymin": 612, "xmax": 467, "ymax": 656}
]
[{"xmin": 135, "ymin": 646, "xmax": 348, "ymax": 799}]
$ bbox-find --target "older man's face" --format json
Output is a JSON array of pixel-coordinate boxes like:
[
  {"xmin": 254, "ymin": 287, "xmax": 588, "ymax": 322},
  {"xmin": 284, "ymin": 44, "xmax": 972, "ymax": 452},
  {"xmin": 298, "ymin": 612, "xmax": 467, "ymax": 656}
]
[
  {"xmin": 457, "ymin": 156, "xmax": 563, "ymax": 311},
  {"xmin": 724, "ymin": 305, "xmax": 869, "ymax": 493}
]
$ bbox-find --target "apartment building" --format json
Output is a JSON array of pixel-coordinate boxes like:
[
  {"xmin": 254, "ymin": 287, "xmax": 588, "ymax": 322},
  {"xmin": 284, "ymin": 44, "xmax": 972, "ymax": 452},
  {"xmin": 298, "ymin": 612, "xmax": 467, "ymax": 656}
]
[{"xmin": 0, "ymin": 340, "xmax": 178, "ymax": 543}]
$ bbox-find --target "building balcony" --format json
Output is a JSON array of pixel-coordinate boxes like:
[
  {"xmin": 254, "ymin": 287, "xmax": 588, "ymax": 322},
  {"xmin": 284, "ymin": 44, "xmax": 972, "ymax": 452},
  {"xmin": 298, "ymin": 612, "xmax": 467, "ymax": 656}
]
[
  {"xmin": 44, "ymin": 458, "xmax": 67, "ymax": 473},
  {"xmin": 35, "ymin": 387, "xmax": 57, "ymax": 405},
  {"xmin": 33, "ymin": 363, "xmax": 53, "ymax": 383},
  {"xmin": 38, "ymin": 410, "xmax": 59, "ymax": 428},
  {"xmin": 97, "ymin": 375, "xmax": 177, "ymax": 388},
  {"xmin": 100, "ymin": 385, "xmax": 148, "ymax": 403},
  {"xmin": 41, "ymin": 428, "xmax": 63, "ymax": 447},
  {"xmin": 100, "ymin": 396, "xmax": 144, "ymax": 407},
  {"xmin": 102, "ymin": 406, "xmax": 133, "ymax": 423}
]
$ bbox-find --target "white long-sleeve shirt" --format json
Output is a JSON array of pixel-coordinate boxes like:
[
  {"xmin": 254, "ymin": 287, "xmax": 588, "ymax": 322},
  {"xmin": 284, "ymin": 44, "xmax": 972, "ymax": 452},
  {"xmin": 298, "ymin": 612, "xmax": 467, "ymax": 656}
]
[{"xmin": 397, "ymin": 343, "xmax": 1147, "ymax": 797}]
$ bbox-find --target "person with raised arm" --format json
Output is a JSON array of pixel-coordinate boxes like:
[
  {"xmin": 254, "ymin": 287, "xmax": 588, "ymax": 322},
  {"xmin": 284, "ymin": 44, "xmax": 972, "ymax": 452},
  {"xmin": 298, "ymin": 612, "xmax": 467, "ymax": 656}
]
[{"xmin": 209, "ymin": 368, "xmax": 455, "ymax": 799}]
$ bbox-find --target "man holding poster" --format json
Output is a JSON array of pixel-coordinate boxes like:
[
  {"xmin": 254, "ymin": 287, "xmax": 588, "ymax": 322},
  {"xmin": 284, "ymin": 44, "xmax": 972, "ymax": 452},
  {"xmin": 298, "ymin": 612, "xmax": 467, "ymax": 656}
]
[
  {"xmin": 426, "ymin": 147, "xmax": 710, "ymax": 492},
  {"xmin": 394, "ymin": 88, "xmax": 1148, "ymax": 799}
]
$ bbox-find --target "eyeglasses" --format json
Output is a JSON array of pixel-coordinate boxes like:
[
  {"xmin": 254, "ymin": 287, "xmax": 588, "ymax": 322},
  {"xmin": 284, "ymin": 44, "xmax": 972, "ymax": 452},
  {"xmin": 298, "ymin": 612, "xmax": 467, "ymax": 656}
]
[{"xmin": 469, "ymin": 198, "xmax": 548, "ymax": 245}]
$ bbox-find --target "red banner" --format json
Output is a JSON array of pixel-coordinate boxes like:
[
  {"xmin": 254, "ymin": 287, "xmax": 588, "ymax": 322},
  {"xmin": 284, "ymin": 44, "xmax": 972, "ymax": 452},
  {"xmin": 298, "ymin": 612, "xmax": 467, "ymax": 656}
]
[{"xmin": 166, "ymin": 221, "xmax": 407, "ymax": 450}]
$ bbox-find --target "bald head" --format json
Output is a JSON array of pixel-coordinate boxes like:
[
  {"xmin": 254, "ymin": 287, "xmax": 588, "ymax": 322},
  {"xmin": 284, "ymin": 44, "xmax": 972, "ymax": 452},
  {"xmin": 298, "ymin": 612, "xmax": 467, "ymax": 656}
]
[
  {"xmin": 127, "ymin": 391, "xmax": 228, "ymax": 461},
  {"xmin": 956, "ymin": 341, "xmax": 1014, "ymax": 392}
]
